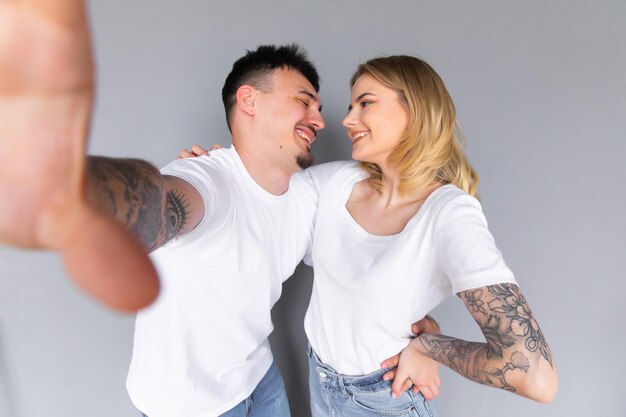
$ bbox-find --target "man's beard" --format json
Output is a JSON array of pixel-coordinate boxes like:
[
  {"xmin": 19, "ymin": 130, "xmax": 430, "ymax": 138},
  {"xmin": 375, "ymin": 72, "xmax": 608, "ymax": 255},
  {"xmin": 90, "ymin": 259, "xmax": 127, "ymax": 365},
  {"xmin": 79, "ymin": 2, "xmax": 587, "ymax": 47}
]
[{"xmin": 296, "ymin": 150, "xmax": 314, "ymax": 169}]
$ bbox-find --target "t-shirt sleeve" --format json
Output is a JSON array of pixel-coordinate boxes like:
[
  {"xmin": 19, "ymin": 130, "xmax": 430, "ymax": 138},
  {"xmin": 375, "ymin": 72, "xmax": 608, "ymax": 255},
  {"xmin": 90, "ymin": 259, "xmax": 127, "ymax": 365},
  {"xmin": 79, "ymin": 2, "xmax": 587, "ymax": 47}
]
[
  {"xmin": 435, "ymin": 193, "xmax": 516, "ymax": 294},
  {"xmin": 160, "ymin": 156, "xmax": 233, "ymax": 247},
  {"xmin": 300, "ymin": 161, "xmax": 355, "ymax": 266}
]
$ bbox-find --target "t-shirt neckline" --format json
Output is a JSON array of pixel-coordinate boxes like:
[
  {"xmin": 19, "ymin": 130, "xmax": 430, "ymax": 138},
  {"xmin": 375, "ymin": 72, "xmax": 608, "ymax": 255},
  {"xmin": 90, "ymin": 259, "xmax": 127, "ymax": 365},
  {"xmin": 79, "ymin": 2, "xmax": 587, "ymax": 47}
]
[{"xmin": 339, "ymin": 173, "xmax": 453, "ymax": 241}]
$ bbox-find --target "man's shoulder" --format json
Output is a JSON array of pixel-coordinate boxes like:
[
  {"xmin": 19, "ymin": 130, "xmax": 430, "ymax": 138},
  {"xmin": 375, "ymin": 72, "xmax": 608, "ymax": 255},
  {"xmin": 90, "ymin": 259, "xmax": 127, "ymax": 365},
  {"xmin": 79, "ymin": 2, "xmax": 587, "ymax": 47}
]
[
  {"xmin": 295, "ymin": 160, "xmax": 358, "ymax": 190},
  {"xmin": 161, "ymin": 147, "xmax": 237, "ymax": 180}
]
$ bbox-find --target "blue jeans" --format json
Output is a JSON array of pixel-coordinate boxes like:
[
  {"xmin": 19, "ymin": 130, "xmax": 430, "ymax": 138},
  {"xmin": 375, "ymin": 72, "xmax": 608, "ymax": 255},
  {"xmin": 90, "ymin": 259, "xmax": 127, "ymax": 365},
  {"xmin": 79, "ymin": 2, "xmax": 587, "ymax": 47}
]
[
  {"xmin": 141, "ymin": 361, "xmax": 290, "ymax": 417},
  {"xmin": 308, "ymin": 346, "xmax": 437, "ymax": 417}
]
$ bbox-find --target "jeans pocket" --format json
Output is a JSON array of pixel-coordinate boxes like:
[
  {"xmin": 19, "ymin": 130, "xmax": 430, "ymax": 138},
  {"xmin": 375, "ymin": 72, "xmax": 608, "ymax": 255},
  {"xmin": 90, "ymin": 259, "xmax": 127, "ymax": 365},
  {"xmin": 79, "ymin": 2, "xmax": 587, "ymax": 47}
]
[
  {"xmin": 407, "ymin": 391, "xmax": 436, "ymax": 417},
  {"xmin": 350, "ymin": 389, "xmax": 420, "ymax": 417}
]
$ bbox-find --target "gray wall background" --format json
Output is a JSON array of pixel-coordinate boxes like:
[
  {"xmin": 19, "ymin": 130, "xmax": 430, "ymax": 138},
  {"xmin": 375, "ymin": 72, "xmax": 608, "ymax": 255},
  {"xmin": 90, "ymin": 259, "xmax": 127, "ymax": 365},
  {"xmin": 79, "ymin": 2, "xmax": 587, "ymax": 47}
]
[{"xmin": 1, "ymin": 0, "xmax": 624, "ymax": 416}]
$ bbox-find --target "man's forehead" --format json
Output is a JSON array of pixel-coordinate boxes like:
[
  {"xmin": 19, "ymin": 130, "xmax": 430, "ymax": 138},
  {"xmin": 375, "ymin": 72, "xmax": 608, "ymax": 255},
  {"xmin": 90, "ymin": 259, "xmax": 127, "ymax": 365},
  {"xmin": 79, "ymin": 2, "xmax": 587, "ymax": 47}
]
[{"xmin": 272, "ymin": 68, "xmax": 321, "ymax": 100}]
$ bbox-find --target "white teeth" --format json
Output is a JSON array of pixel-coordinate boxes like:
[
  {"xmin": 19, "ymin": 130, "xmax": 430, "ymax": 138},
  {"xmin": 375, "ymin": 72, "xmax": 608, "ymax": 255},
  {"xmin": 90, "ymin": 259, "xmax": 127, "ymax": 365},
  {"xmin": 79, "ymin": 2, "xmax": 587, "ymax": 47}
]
[
  {"xmin": 352, "ymin": 131, "xmax": 369, "ymax": 141},
  {"xmin": 296, "ymin": 129, "xmax": 312, "ymax": 143}
]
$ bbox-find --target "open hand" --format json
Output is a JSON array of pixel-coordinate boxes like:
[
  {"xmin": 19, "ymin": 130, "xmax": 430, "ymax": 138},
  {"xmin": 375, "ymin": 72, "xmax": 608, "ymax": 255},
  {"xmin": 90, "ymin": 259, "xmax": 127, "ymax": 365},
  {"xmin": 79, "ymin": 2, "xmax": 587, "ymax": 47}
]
[{"xmin": 0, "ymin": 0, "xmax": 159, "ymax": 311}]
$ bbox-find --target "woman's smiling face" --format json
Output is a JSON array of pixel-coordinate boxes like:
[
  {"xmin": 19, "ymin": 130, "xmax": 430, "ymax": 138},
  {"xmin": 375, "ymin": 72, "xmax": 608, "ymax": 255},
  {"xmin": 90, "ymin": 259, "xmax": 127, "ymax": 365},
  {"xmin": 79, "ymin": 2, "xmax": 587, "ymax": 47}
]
[{"xmin": 342, "ymin": 73, "xmax": 409, "ymax": 166}]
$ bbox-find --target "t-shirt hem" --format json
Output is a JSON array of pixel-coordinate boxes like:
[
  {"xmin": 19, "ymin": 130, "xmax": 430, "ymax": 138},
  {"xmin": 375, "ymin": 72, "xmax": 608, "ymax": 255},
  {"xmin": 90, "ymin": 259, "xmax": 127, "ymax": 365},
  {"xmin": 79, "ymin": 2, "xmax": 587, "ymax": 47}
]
[
  {"xmin": 451, "ymin": 271, "xmax": 517, "ymax": 295},
  {"xmin": 128, "ymin": 358, "xmax": 273, "ymax": 417}
]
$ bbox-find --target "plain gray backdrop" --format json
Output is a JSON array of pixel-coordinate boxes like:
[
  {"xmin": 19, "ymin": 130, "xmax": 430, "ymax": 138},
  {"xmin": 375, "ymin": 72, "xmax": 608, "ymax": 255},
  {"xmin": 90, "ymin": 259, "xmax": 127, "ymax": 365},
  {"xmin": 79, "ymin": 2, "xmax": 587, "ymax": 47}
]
[{"xmin": 1, "ymin": 0, "xmax": 625, "ymax": 416}]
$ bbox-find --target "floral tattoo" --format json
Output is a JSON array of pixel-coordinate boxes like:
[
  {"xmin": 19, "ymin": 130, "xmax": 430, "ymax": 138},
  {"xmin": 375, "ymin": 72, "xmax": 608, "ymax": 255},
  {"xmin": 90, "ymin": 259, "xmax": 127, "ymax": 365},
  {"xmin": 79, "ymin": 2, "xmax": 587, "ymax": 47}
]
[{"xmin": 417, "ymin": 283, "xmax": 554, "ymax": 394}]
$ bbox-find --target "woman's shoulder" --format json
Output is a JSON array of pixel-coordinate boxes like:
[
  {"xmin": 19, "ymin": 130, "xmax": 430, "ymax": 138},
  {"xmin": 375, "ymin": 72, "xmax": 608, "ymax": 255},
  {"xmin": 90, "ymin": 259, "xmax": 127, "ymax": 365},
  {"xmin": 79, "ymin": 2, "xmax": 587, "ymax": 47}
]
[{"xmin": 428, "ymin": 184, "xmax": 486, "ymax": 227}]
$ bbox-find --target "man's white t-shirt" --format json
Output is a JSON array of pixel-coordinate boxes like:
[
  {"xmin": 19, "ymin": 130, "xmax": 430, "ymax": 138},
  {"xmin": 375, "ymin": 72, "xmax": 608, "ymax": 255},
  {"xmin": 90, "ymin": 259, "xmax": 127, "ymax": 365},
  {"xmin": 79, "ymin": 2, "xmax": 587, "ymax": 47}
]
[
  {"xmin": 126, "ymin": 147, "xmax": 318, "ymax": 417},
  {"xmin": 304, "ymin": 162, "xmax": 517, "ymax": 375}
]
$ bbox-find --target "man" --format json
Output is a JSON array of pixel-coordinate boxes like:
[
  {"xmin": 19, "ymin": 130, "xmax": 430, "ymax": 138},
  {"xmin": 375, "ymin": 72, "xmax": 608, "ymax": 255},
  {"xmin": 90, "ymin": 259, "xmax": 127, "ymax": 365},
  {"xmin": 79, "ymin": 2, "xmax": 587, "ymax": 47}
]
[
  {"xmin": 120, "ymin": 45, "xmax": 325, "ymax": 416},
  {"xmin": 88, "ymin": 43, "xmax": 325, "ymax": 415},
  {"xmin": 0, "ymin": 2, "xmax": 437, "ymax": 416}
]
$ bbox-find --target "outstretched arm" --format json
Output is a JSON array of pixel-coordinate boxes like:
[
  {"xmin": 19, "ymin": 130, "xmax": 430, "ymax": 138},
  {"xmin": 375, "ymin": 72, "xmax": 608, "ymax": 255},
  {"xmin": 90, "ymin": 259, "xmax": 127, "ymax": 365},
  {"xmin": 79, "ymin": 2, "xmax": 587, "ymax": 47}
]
[
  {"xmin": 0, "ymin": 0, "xmax": 165, "ymax": 311},
  {"xmin": 87, "ymin": 157, "xmax": 204, "ymax": 252},
  {"xmin": 391, "ymin": 284, "xmax": 558, "ymax": 402}
]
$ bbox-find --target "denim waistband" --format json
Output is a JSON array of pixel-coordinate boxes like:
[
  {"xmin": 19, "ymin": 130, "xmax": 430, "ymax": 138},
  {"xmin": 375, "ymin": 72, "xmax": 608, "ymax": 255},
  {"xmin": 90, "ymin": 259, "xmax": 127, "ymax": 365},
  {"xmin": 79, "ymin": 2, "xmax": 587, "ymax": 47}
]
[{"xmin": 307, "ymin": 344, "xmax": 395, "ymax": 393}]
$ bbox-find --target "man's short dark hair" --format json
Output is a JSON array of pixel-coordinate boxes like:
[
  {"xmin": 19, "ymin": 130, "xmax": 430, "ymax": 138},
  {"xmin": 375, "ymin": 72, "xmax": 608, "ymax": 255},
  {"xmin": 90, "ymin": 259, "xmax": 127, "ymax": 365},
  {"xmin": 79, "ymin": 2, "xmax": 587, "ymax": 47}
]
[{"xmin": 221, "ymin": 44, "xmax": 320, "ymax": 131}]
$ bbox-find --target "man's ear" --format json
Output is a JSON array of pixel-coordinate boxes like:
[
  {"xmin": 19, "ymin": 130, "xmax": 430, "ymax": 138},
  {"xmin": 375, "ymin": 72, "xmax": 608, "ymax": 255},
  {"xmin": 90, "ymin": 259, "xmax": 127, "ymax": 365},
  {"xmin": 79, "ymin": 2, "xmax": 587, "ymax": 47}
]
[{"xmin": 236, "ymin": 85, "xmax": 257, "ymax": 116}]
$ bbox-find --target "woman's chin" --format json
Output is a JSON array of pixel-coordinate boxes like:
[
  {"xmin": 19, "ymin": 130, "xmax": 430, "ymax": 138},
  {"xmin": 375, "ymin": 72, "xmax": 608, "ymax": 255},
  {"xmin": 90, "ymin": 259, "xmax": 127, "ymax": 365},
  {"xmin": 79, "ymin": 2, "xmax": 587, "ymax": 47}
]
[
  {"xmin": 352, "ymin": 149, "xmax": 366, "ymax": 162},
  {"xmin": 352, "ymin": 152, "xmax": 377, "ymax": 165}
]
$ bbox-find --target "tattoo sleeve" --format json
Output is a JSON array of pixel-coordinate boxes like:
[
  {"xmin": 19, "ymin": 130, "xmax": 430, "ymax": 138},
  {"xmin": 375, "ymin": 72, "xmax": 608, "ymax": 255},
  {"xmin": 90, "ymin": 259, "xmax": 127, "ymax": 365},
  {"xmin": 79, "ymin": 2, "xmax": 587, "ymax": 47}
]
[
  {"xmin": 416, "ymin": 283, "xmax": 554, "ymax": 394},
  {"xmin": 87, "ymin": 157, "xmax": 195, "ymax": 252}
]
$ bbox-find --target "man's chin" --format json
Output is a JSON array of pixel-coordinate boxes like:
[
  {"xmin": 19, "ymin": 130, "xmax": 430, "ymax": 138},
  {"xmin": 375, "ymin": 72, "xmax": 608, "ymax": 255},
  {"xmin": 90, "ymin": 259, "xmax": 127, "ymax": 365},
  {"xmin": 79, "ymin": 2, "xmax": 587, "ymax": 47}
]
[{"xmin": 296, "ymin": 151, "xmax": 314, "ymax": 169}]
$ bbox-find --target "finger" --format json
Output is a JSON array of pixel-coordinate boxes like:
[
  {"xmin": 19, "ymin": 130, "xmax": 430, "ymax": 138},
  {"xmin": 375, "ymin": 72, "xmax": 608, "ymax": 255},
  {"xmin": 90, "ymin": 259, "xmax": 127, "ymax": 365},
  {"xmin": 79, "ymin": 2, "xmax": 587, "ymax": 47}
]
[
  {"xmin": 382, "ymin": 369, "xmax": 396, "ymax": 382},
  {"xmin": 60, "ymin": 204, "xmax": 160, "ymax": 311},
  {"xmin": 178, "ymin": 149, "xmax": 194, "ymax": 159},
  {"xmin": 191, "ymin": 144, "xmax": 209, "ymax": 156},
  {"xmin": 412, "ymin": 322, "xmax": 422, "ymax": 335},
  {"xmin": 380, "ymin": 353, "xmax": 400, "ymax": 369},
  {"xmin": 412, "ymin": 385, "xmax": 420, "ymax": 394},
  {"xmin": 390, "ymin": 373, "xmax": 407, "ymax": 399},
  {"xmin": 400, "ymin": 378, "xmax": 413, "ymax": 394},
  {"xmin": 419, "ymin": 386, "xmax": 434, "ymax": 401},
  {"xmin": 429, "ymin": 383, "xmax": 440, "ymax": 398},
  {"xmin": 210, "ymin": 144, "xmax": 222, "ymax": 150}
]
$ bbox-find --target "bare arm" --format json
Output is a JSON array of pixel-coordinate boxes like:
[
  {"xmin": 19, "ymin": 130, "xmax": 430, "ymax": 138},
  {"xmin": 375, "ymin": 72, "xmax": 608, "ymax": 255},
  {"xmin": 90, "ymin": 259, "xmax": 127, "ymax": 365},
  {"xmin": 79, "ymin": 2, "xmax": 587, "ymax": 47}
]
[
  {"xmin": 87, "ymin": 157, "xmax": 204, "ymax": 252},
  {"xmin": 393, "ymin": 283, "xmax": 557, "ymax": 402},
  {"xmin": 0, "ymin": 0, "xmax": 162, "ymax": 311}
]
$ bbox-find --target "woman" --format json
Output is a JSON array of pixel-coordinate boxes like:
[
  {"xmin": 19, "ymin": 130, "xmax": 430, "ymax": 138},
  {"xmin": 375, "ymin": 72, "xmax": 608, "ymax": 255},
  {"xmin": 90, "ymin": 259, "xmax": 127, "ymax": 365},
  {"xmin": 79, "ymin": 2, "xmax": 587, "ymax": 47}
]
[
  {"xmin": 181, "ymin": 55, "xmax": 558, "ymax": 417},
  {"xmin": 302, "ymin": 55, "xmax": 557, "ymax": 417}
]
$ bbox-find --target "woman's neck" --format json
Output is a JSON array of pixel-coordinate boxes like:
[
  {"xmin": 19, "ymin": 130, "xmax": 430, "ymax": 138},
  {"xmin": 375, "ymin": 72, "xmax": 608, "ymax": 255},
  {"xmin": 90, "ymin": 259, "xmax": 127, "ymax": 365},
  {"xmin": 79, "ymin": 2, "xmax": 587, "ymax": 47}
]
[{"xmin": 375, "ymin": 164, "xmax": 438, "ymax": 208}]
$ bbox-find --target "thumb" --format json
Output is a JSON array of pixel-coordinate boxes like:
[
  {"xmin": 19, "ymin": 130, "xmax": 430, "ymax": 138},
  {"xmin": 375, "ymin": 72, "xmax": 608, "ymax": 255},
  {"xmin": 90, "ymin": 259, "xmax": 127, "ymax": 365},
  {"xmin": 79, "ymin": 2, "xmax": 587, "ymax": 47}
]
[
  {"xmin": 412, "ymin": 322, "xmax": 423, "ymax": 335},
  {"xmin": 380, "ymin": 353, "xmax": 400, "ymax": 369},
  {"xmin": 58, "ymin": 203, "xmax": 160, "ymax": 311}
]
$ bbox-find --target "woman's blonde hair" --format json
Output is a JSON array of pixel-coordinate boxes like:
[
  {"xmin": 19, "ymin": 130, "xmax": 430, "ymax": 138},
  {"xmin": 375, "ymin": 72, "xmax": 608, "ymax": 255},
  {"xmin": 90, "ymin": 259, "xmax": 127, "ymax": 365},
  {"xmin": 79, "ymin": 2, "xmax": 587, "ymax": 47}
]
[{"xmin": 351, "ymin": 55, "xmax": 479, "ymax": 197}]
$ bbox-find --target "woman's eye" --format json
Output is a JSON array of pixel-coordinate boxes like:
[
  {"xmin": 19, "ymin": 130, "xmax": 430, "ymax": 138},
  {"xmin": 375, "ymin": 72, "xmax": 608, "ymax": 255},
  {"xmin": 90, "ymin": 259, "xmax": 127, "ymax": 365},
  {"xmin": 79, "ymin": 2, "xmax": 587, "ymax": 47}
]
[{"xmin": 360, "ymin": 101, "xmax": 371, "ymax": 108}]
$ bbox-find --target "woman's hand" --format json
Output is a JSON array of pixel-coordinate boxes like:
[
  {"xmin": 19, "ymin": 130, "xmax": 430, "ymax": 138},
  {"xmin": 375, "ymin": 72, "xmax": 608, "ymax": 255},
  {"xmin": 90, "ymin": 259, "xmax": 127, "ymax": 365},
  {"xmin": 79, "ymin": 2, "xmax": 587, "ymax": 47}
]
[
  {"xmin": 388, "ymin": 339, "xmax": 441, "ymax": 400},
  {"xmin": 380, "ymin": 315, "xmax": 442, "ymax": 400}
]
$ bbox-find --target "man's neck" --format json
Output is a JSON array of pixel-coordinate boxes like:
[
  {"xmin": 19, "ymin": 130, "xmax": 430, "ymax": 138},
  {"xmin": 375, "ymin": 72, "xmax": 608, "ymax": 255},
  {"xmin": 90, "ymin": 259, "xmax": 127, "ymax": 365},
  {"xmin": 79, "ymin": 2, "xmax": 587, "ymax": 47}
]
[{"xmin": 232, "ymin": 141, "xmax": 296, "ymax": 196}]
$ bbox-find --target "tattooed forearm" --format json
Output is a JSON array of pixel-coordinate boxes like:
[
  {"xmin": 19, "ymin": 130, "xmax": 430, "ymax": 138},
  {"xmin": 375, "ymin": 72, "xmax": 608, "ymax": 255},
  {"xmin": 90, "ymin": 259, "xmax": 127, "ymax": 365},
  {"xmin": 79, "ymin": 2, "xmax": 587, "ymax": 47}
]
[
  {"xmin": 414, "ymin": 283, "xmax": 555, "ymax": 397},
  {"xmin": 87, "ymin": 157, "xmax": 192, "ymax": 251},
  {"xmin": 418, "ymin": 334, "xmax": 529, "ymax": 393}
]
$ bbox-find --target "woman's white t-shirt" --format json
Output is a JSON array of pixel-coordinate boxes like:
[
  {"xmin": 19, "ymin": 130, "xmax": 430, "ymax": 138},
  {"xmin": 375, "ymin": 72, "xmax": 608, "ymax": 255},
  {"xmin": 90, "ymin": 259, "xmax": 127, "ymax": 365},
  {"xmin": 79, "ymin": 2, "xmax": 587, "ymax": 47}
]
[{"xmin": 304, "ymin": 162, "xmax": 517, "ymax": 375}]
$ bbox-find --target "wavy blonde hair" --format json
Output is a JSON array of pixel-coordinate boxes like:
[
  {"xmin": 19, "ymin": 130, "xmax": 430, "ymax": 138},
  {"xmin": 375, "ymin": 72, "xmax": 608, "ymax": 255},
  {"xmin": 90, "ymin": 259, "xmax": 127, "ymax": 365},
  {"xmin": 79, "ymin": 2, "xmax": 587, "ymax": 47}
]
[{"xmin": 351, "ymin": 55, "xmax": 479, "ymax": 197}]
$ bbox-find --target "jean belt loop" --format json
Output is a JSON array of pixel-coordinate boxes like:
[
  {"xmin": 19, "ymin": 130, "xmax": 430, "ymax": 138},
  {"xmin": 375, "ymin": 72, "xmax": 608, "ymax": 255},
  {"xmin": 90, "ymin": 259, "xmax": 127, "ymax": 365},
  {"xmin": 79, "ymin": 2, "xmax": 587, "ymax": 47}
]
[{"xmin": 338, "ymin": 375, "xmax": 348, "ymax": 395}]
